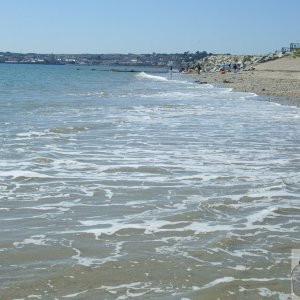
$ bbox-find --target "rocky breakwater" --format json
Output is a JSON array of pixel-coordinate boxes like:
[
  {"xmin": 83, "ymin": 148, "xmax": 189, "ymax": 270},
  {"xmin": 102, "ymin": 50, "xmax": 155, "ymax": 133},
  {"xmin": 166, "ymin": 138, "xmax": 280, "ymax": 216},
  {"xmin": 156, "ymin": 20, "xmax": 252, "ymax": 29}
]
[{"xmin": 191, "ymin": 51, "xmax": 289, "ymax": 72}]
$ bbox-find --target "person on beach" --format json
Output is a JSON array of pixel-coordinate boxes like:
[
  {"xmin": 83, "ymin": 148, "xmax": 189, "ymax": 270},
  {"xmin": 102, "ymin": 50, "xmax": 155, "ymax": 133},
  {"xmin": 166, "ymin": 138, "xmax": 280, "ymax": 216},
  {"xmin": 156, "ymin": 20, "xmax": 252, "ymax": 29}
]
[
  {"xmin": 169, "ymin": 65, "xmax": 173, "ymax": 78},
  {"xmin": 197, "ymin": 64, "xmax": 201, "ymax": 74},
  {"xmin": 220, "ymin": 64, "xmax": 226, "ymax": 74},
  {"xmin": 233, "ymin": 63, "xmax": 237, "ymax": 73}
]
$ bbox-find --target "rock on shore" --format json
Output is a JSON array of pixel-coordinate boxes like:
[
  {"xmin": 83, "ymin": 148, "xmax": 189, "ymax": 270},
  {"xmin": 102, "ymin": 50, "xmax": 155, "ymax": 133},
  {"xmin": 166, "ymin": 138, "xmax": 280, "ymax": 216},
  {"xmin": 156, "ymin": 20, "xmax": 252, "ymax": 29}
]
[{"xmin": 192, "ymin": 51, "xmax": 289, "ymax": 72}]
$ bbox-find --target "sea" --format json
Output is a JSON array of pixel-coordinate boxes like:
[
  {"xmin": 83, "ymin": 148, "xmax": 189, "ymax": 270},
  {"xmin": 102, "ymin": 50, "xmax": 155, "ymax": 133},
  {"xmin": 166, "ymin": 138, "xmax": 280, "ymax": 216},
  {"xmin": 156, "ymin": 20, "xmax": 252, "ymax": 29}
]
[{"xmin": 0, "ymin": 63, "xmax": 300, "ymax": 300}]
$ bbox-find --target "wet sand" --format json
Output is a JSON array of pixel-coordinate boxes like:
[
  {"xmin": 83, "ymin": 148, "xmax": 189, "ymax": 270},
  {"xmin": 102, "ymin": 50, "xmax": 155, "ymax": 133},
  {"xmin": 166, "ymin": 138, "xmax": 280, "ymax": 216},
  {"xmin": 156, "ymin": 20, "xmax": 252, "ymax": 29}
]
[{"xmin": 194, "ymin": 56, "xmax": 300, "ymax": 107}]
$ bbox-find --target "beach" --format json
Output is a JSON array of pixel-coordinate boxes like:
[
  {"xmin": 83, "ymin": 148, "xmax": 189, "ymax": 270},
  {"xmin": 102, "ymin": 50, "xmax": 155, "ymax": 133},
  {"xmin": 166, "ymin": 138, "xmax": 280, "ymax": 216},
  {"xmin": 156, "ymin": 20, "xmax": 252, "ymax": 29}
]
[{"xmin": 195, "ymin": 56, "xmax": 300, "ymax": 107}]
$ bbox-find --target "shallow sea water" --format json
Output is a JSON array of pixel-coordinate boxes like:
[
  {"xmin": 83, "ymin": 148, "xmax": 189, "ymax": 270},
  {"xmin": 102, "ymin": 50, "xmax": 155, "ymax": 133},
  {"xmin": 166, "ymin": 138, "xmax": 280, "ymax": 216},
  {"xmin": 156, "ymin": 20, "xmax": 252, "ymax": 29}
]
[{"xmin": 0, "ymin": 64, "xmax": 300, "ymax": 299}]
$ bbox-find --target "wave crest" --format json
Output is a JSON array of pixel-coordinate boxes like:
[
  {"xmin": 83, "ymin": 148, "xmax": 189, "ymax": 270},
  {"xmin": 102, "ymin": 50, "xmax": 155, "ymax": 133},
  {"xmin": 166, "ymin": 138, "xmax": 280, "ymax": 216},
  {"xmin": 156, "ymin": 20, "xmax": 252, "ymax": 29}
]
[{"xmin": 136, "ymin": 72, "xmax": 168, "ymax": 81}]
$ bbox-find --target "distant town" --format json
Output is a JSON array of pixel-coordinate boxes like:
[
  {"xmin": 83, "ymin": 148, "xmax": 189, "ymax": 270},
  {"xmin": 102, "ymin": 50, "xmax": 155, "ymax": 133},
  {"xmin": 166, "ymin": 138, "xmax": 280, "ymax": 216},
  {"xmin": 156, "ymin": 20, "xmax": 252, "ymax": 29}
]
[
  {"xmin": 0, "ymin": 51, "xmax": 211, "ymax": 67},
  {"xmin": 1, "ymin": 43, "xmax": 298, "ymax": 69}
]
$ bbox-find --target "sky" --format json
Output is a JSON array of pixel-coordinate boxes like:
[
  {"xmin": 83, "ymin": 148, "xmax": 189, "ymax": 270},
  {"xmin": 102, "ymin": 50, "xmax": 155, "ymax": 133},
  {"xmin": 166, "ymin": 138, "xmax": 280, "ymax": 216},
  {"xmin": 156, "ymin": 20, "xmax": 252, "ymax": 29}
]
[{"xmin": 0, "ymin": 0, "xmax": 299, "ymax": 55}]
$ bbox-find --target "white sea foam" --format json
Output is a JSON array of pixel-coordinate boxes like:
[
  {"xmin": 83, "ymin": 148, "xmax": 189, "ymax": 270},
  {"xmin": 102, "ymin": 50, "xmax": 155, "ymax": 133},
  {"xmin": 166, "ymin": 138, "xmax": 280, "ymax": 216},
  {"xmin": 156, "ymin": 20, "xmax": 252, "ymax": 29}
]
[
  {"xmin": 62, "ymin": 290, "xmax": 88, "ymax": 298},
  {"xmin": 136, "ymin": 72, "xmax": 168, "ymax": 81},
  {"xmin": 245, "ymin": 206, "xmax": 278, "ymax": 226},
  {"xmin": 78, "ymin": 218, "xmax": 233, "ymax": 240},
  {"xmin": 51, "ymin": 158, "xmax": 98, "ymax": 171},
  {"xmin": 16, "ymin": 131, "xmax": 46, "ymax": 138},
  {"xmin": 1, "ymin": 170, "xmax": 52, "ymax": 179},
  {"xmin": 229, "ymin": 265, "xmax": 249, "ymax": 271},
  {"xmin": 98, "ymin": 282, "xmax": 155, "ymax": 299},
  {"xmin": 197, "ymin": 276, "xmax": 235, "ymax": 290},
  {"xmin": 67, "ymin": 91, "xmax": 107, "ymax": 97},
  {"xmin": 104, "ymin": 188, "xmax": 114, "ymax": 200},
  {"xmin": 13, "ymin": 235, "xmax": 50, "ymax": 248},
  {"xmin": 140, "ymin": 91, "xmax": 205, "ymax": 99},
  {"xmin": 30, "ymin": 200, "xmax": 81, "ymax": 212},
  {"xmin": 72, "ymin": 241, "xmax": 125, "ymax": 266},
  {"xmin": 27, "ymin": 295, "xmax": 42, "ymax": 299}
]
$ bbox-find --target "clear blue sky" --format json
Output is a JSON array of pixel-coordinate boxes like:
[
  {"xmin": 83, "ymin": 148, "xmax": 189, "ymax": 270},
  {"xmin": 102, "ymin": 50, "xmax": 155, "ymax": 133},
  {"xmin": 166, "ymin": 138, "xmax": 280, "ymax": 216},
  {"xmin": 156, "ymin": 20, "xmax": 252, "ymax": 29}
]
[{"xmin": 0, "ymin": 0, "xmax": 299, "ymax": 55}]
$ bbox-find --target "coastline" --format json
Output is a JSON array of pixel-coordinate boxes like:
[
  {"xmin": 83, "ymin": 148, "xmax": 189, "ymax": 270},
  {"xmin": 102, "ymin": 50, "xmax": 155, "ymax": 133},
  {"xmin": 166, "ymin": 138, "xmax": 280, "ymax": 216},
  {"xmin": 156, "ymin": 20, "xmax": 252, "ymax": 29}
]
[{"xmin": 191, "ymin": 56, "xmax": 300, "ymax": 107}]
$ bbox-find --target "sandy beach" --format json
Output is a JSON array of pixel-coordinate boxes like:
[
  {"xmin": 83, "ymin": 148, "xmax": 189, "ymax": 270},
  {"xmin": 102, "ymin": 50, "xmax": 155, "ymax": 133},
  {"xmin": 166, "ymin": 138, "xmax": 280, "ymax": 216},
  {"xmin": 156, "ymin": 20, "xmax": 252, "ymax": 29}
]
[{"xmin": 195, "ymin": 56, "xmax": 300, "ymax": 107}]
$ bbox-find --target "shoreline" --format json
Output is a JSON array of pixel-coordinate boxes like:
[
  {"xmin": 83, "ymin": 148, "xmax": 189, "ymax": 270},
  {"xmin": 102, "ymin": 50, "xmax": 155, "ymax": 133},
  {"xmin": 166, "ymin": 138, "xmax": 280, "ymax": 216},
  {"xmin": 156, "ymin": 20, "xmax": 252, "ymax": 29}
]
[
  {"xmin": 190, "ymin": 55, "xmax": 300, "ymax": 108},
  {"xmin": 192, "ymin": 70, "xmax": 300, "ymax": 108}
]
